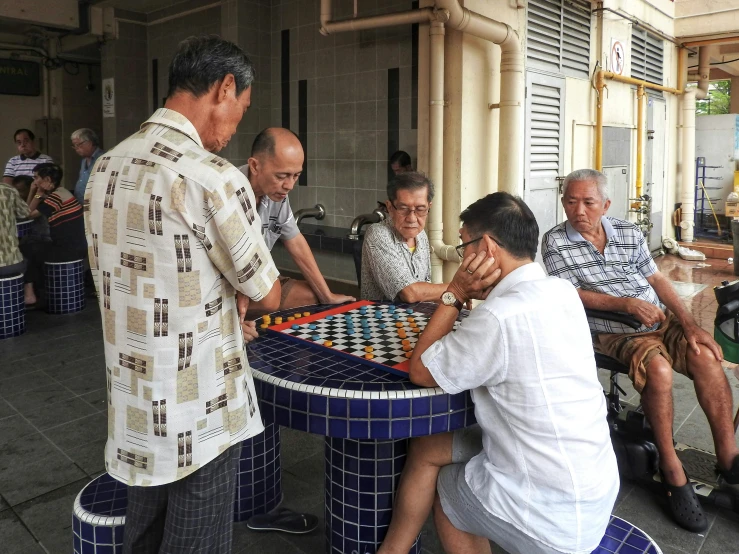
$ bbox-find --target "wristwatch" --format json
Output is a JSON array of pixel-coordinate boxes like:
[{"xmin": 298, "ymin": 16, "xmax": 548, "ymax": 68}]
[{"xmin": 441, "ymin": 291, "xmax": 464, "ymax": 311}]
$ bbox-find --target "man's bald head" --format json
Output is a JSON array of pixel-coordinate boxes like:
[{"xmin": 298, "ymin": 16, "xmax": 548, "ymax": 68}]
[
  {"xmin": 251, "ymin": 128, "xmax": 302, "ymax": 159},
  {"xmin": 246, "ymin": 128, "xmax": 304, "ymax": 201}
]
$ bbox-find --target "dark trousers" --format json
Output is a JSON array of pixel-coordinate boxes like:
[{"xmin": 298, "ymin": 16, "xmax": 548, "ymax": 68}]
[
  {"xmin": 123, "ymin": 445, "xmax": 241, "ymax": 554},
  {"xmin": 19, "ymin": 241, "xmax": 85, "ymax": 287}
]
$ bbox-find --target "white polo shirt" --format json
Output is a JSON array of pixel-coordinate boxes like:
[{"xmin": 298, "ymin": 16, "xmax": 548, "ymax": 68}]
[{"xmin": 422, "ymin": 263, "xmax": 619, "ymax": 553}]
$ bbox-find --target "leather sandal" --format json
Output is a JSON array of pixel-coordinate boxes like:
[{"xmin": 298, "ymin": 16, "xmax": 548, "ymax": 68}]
[{"xmin": 660, "ymin": 469, "xmax": 707, "ymax": 533}]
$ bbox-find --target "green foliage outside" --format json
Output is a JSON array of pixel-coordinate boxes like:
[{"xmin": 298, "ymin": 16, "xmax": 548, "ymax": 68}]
[{"xmin": 696, "ymin": 80, "xmax": 731, "ymax": 115}]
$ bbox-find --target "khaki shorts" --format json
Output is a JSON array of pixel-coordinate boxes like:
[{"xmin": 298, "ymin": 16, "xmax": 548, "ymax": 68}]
[
  {"xmin": 278, "ymin": 276, "xmax": 296, "ymax": 305},
  {"xmin": 437, "ymin": 426, "xmax": 566, "ymax": 554},
  {"xmin": 595, "ymin": 311, "xmax": 691, "ymax": 393}
]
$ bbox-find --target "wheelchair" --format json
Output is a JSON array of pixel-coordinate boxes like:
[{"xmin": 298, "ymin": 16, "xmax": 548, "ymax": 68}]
[{"xmin": 588, "ymin": 280, "xmax": 739, "ymax": 514}]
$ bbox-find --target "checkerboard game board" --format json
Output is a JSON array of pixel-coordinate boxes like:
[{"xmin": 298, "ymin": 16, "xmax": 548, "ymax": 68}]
[{"xmin": 265, "ymin": 300, "xmax": 461, "ymax": 377}]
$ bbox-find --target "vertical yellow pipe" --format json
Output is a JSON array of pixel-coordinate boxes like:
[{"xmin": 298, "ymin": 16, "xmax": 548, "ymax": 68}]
[
  {"xmin": 636, "ymin": 85, "xmax": 645, "ymax": 198},
  {"xmin": 595, "ymin": 71, "xmax": 604, "ymax": 171}
]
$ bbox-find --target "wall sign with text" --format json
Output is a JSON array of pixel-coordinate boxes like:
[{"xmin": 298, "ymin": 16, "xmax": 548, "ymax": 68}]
[{"xmin": 0, "ymin": 59, "xmax": 41, "ymax": 96}]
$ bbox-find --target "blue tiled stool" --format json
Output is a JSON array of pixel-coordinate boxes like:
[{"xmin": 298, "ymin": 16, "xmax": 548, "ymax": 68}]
[
  {"xmin": 325, "ymin": 438, "xmax": 420, "ymax": 554},
  {"xmin": 16, "ymin": 220, "xmax": 32, "ymax": 238},
  {"xmin": 45, "ymin": 259, "xmax": 85, "ymax": 314},
  {"xmin": 234, "ymin": 421, "xmax": 283, "ymax": 521},
  {"xmin": 592, "ymin": 516, "xmax": 662, "ymax": 553},
  {"xmin": 0, "ymin": 274, "xmax": 25, "ymax": 339},
  {"xmin": 72, "ymin": 473, "xmax": 127, "ymax": 554}
]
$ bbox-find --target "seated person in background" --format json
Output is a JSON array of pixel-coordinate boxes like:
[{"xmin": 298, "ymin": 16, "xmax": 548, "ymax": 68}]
[
  {"xmin": 362, "ymin": 172, "xmax": 449, "ymax": 303},
  {"xmin": 4, "ymin": 130, "xmax": 52, "ymax": 241},
  {"xmin": 11, "ymin": 175, "xmax": 33, "ymax": 202},
  {"xmin": 389, "ymin": 150, "xmax": 413, "ymax": 175},
  {"xmin": 379, "ymin": 192, "xmax": 619, "ymax": 554},
  {"xmin": 238, "ymin": 128, "xmax": 354, "ymax": 314},
  {"xmin": 3, "ymin": 128, "xmax": 53, "ymax": 185},
  {"xmin": 0, "ymin": 179, "xmax": 30, "ymax": 277},
  {"xmin": 21, "ymin": 163, "xmax": 87, "ymax": 306},
  {"xmin": 542, "ymin": 168, "xmax": 739, "ymax": 533}
]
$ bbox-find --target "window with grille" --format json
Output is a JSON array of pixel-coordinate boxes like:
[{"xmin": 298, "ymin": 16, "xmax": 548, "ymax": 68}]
[
  {"xmin": 526, "ymin": 0, "xmax": 592, "ymax": 79},
  {"xmin": 631, "ymin": 29, "xmax": 663, "ymax": 85}
]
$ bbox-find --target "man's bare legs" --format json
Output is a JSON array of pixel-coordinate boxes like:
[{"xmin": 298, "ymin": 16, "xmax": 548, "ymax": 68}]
[
  {"xmin": 378, "ymin": 434, "xmax": 453, "ymax": 554},
  {"xmin": 641, "ymin": 351, "xmax": 739, "ymax": 487},
  {"xmin": 688, "ymin": 348, "xmax": 739, "ymax": 471},
  {"xmin": 433, "ymin": 493, "xmax": 492, "ymax": 554}
]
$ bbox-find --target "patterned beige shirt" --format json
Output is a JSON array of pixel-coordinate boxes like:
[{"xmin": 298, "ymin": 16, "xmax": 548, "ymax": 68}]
[{"xmin": 84, "ymin": 108, "xmax": 279, "ymax": 486}]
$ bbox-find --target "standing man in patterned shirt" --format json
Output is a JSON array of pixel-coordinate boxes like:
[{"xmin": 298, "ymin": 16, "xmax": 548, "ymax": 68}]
[
  {"xmin": 85, "ymin": 35, "xmax": 281, "ymax": 553},
  {"xmin": 361, "ymin": 171, "xmax": 450, "ymax": 302}
]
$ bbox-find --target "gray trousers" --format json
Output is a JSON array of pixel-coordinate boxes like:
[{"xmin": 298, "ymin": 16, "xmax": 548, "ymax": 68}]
[{"xmin": 123, "ymin": 445, "xmax": 241, "ymax": 554}]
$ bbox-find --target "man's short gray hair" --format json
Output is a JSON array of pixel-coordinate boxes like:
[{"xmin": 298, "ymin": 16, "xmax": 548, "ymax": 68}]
[
  {"xmin": 562, "ymin": 169, "xmax": 609, "ymax": 202},
  {"xmin": 70, "ymin": 128, "xmax": 100, "ymax": 147}
]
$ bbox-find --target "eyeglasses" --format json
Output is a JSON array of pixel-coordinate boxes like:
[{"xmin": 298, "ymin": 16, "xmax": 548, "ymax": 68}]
[
  {"xmin": 72, "ymin": 140, "xmax": 89, "ymax": 149},
  {"xmin": 455, "ymin": 235, "xmax": 505, "ymax": 258},
  {"xmin": 391, "ymin": 202, "xmax": 429, "ymax": 217}
]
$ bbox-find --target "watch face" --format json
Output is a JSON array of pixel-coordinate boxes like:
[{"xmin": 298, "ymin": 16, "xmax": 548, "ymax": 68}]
[{"xmin": 441, "ymin": 291, "xmax": 456, "ymax": 305}]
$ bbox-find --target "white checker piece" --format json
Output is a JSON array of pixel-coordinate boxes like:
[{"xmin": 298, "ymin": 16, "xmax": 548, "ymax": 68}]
[{"xmin": 278, "ymin": 304, "xmax": 460, "ymax": 367}]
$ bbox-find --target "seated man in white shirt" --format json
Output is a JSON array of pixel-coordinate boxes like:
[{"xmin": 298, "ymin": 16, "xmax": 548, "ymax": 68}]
[
  {"xmin": 378, "ymin": 192, "xmax": 619, "ymax": 554},
  {"xmin": 239, "ymin": 128, "xmax": 354, "ymax": 314}
]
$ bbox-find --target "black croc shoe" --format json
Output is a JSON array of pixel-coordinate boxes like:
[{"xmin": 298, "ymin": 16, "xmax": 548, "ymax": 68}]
[
  {"xmin": 717, "ymin": 454, "xmax": 739, "ymax": 485},
  {"xmin": 661, "ymin": 469, "xmax": 708, "ymax": 533}
]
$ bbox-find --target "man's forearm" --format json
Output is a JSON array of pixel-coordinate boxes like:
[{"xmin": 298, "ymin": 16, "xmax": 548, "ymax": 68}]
[
  {"xmin": 648, "ymin": 273, "xmax": 693, "ymax": 325},
  {"xmin": 408, "ymin": 304, "xmax": 458, "ymax": 386},
  {"xmin": 397, "ymin": 282, "xmax": 448, "ymax": 303},
  {"xmin": 284, "ymin": 235, "xmax": 332, "ymax": 301},
  {"xmin": 577, "ymin": 289, "xmax": 632, "ymax": 313},
  {"xmin": 2, "ymin": 176, "xmax": 12, "ymax": 185}
]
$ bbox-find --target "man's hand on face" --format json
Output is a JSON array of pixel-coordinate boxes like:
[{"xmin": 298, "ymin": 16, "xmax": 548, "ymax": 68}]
[
  {"xmin": 625, "ymin": 297, "xmax": 666, "ymax": 328},
  {"xmin": 447, "ymin": 250, "xmax": 501, "ymax": 302},
  {"xmin": 321, "ymin": 292, "xmax": 356, "ymax": 305}
]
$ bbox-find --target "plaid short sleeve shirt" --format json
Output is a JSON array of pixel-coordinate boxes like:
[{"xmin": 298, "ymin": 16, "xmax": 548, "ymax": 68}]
[
  {"xmin": 542, "ymin": 216, "xmax": 660, "ymax": 334},
  {"xmin": 84, "ymin": 108, "xmax": 279, "ymax": 486}
]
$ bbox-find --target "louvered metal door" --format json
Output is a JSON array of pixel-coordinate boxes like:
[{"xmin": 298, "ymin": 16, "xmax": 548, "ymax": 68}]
[
  {"xmin": 631, "ymin": 29, "xmax": 664, "ymax": 85},
  {"xmin": 527, "ymin": 0, "xmax": 591, "ymax": 79},
  {"xmin": 525, "ymin": 72, "xmax": 565, "ymax": 260}
]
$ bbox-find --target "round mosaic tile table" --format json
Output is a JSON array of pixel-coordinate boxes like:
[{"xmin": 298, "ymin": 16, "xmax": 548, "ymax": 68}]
[
  {"xmin": 247, "ymin": 302, "xmax": 476, "ymax": 554},
  {"xmin": 16, "ymin": 219, "xmax": 32, "ymax": 238},
  {"xmin": 593, "ymin": 516, "xmax": 662, "ymax": 553}
]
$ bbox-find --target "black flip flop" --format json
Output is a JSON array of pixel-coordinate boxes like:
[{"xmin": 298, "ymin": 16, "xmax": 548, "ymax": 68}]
[
  {"xmin": 246, "ymin": 508, "xmax": 319, "ymax": 534},
  {"xmin": 660, "ymin": 469, "xmax": 708, "ymax": 533}
]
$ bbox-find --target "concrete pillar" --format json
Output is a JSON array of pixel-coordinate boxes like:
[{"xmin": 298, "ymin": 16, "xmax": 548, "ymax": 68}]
[
  {"xmin": 731, "ymin": 77, "xmax": 739, "ymax": 114},
  {"xmin": 100, "ymin": 20, "xmax": 148, "ymax": 149}
]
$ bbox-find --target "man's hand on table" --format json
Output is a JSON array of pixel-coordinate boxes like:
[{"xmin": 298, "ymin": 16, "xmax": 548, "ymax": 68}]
[
  {"xmin": 625, "ymin": 297, "xmax": 666, "ymax": 328},
  {"xmin": 446, "ymin": 250, "xmax": 501, "ymax": 304},
  {"xmin": 319, "ymin": 292, "xmax": 356, "ymax": 305}
]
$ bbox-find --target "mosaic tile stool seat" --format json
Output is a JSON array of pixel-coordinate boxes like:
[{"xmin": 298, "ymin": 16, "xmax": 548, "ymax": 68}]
[
  {"xmin": 592, "ymin": 516, "xmax": 662, "ymax": 553},
  {"xmin": 16, "ymin": 219, "xmax": 32, "ymax": 238},
  {"xmin": 45, "ymin": 259, "xmax": 85, "ymax": 314},
  {"xmin": 234, "ymin": 421, "xmax": 283, "ymax": 521},
  {"xmin": 248, "ymin": 302, "xmax": 476, "ymax": 554},
  {"xmin": 72, "ymin": 473, "xmax": 127, "ymax": 554},
  {"xmin": 0, "ymin": 274, "xmax": 25, "ymax": 339}
]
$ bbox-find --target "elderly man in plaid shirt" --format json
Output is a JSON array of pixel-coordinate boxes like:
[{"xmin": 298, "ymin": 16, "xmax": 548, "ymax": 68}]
[{"xmin": 542, "ymin": 168, "xmax": 739, "ymax": 533}]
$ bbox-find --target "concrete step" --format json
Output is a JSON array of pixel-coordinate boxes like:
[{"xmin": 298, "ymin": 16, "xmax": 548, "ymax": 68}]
[{"xmin": 679, "ymin": 240, "xmax": 733, "ymax": 261}]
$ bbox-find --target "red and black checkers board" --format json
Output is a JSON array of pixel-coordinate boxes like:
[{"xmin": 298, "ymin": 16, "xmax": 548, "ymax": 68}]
[{"xmin": 264, "ymin": 300, "xmax": 460, "ymax": 377}]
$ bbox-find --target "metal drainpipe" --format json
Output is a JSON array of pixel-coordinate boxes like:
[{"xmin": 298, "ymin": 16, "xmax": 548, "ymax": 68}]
[
  {"xmin": 635, "ymin": 85, "xmax": 645, "ymax": 199},
  {"xmin": 435, "ymin": 0, "xmax": 524, "ymax": 196},
  {"xmin": 427, "ymin": 20, "xmax": 458, "ymax": 282}
]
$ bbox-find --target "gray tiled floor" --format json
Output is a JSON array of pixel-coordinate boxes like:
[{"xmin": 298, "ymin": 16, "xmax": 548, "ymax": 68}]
[{"xmin": 2, "ymin": 256, "xmax": 739, "ymax": 553}]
